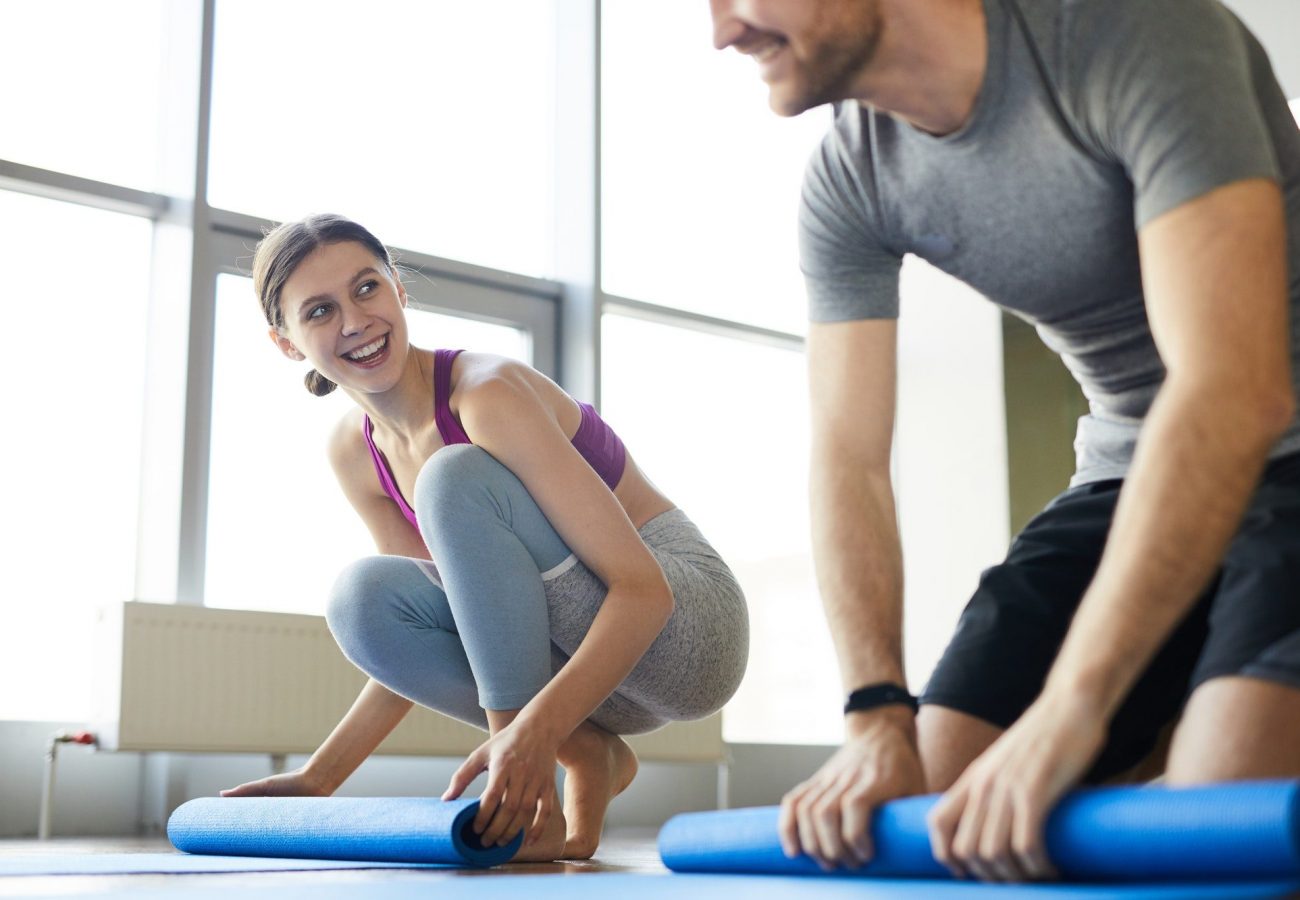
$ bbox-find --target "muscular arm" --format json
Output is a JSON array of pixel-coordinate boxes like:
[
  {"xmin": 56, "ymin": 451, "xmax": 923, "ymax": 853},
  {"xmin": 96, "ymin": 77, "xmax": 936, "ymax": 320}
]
[
  {"xmin": 1046, "ymin": 178, "xmax": 1293, "ymax": 712},
  {"xmin": 781, "ymin": 318, "xmax": 927, "ymax": 869},
  {"xmin": 808, "ymin": 320, "xmax": 907, "ymax": 708},
  {"xmin": 927, "ymin": 178, "xmax": 1294, "ymax": 881}
]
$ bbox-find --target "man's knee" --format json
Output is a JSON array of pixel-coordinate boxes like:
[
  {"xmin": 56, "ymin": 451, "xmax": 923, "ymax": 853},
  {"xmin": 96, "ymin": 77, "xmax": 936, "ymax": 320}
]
[
  {"xmin": 917, "ymin": 704, "xmax": 1004, "ymax": 792},
  {"xmin": 1166, "ymin": 675, "xmax": 1300, "ymax": 783}
]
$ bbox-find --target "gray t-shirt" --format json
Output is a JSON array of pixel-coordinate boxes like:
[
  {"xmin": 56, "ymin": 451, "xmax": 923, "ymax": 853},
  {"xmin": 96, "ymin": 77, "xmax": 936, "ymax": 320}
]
[{"xmin": 800, "ymin": 0, "xmax": 1300, "ymax": 485}]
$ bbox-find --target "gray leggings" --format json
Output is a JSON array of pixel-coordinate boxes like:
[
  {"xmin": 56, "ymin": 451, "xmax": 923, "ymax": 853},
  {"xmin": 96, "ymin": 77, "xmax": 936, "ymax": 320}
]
[{"xmin": 326, "ymin": 445, "xmax": 749, "ymax": 735}]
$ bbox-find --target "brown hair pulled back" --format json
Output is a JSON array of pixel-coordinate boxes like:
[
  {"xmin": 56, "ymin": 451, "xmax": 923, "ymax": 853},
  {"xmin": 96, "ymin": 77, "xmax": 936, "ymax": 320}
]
[{"xmin": 252, "ymin": 214, "xmax": 396, "ymax": 397}]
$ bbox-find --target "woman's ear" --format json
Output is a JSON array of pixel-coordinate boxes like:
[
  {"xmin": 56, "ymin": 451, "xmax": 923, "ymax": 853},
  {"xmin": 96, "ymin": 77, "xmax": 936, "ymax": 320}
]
[
  {"xmin": 396, "ymin": 275, "xmax": 408, "ymax": 309},
  {"xmin": 269, "ymin": 327, "xmax": 307, "ymax": 361}
]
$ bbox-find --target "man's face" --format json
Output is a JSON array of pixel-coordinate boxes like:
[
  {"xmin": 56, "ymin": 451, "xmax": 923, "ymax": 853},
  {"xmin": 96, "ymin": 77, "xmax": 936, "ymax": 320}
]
[{"xmin": 710, "ymin": 0, "xmax": 881, "ymax": 116}]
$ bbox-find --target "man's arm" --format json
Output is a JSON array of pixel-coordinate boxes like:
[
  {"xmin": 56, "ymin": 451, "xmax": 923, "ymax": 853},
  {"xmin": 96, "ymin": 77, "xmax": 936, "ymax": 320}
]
[
  {"xmin": 779, "ymin": 317, "xmax": 928, "ymax": 870},
  {"xmin": 808, "ymin": 319, "xmax": 905, "ymax": 695},
  {"xmin": 928, "ymin": 177, "xmax": 1293, "ymax": 881},
  {"xmin": 1046, "ymin": 178, "xmax": 1292, "ymax": 707}
]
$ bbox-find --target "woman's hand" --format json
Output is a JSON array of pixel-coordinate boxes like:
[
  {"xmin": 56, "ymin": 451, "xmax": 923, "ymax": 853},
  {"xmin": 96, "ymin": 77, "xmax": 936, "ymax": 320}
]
[
  {"xmin": 220, "ymin": 767, "xmax": 331, "ymax": 798},
  {"xmin": 927, "ymin": 693, "xmax": 1108, "ymax": 882},
  {"xmin": 443, "ymin": 717, "xmax": 562, "ymax": 849}
]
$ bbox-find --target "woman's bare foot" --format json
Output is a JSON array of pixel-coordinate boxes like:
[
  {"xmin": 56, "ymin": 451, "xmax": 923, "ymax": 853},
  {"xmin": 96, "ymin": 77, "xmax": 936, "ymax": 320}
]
[
  {"xmin": 509, "ymin": 792, "xmax": 567, "ymax": 863},
  {"xmin": 556, "ymin": 723, "xmax": 639, "ymax": 859}
]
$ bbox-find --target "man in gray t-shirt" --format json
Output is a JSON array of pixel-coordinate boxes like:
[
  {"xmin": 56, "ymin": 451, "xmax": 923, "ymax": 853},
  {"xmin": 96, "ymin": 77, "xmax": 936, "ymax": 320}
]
[{"xmin": 712, "ymin": 0, "xmax": 1300, "ymax": 882}]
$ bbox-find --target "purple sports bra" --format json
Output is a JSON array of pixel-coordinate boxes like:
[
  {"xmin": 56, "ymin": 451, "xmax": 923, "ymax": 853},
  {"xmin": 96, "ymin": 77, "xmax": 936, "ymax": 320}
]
[{"xmin": 362, "ymin": 349, "xmax": 628, "ymax": 529}]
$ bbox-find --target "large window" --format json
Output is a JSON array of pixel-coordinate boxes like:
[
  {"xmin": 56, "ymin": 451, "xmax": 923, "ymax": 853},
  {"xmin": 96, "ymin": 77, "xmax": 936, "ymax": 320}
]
[
  {"xmin": 601, "ymin": 0, "xmax": 827, "ymax": 334},
  {"xmin": 0, "ymin": 1, "xmax": 1011, "ymax": 749},
  {"xmin": 204, "ymin": 275, "xmax": 529, "ymax": 616},
  {"xmin": 601, "ymin": 317, "xmax": 839, "ymax": 743},
  {"xmin": 601, "ymin": 1, "xmax": 1010, "ymax": 743},
  {"xmin": 894, "ymin": 259, "xmax": 1009, "ymax": 683},
  {"xmin": 0, "ymin": 1, "xmax": 166, "ymax": 190},
  {"xmin": 0, "ymin": 192, "xmax": 154, "ymax": 721},
  {"xmin": 209, "ymin": 1, "xmax": 557, "ymax": 277}
]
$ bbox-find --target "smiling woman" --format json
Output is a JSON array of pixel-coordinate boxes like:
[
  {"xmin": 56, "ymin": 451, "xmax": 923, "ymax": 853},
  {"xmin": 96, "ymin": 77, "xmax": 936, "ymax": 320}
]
[
  {"xmin": 218, "ymin": 214, "xmax": 749, "ymax": 862},
  {"xmin": 204, "ymin": 275, "xmax": 526, "ymax": 618}
]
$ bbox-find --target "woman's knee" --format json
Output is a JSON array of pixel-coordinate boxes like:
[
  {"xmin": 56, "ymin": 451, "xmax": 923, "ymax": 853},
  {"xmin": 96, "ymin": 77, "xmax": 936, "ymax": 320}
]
[
  {"xmin": 413, "ymin": 444, "xmax": 512, "ymax": 530},
  {"xmin": 326, "ymin": 556, "xmax": 409, "ymax": 658}
]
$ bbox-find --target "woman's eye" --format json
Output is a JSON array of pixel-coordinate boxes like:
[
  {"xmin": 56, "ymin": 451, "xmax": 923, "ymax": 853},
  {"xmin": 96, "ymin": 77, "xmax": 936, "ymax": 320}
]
[
  {"xmin": 308, "ymin": 304, "xmax": 330, "ymax": 320},
  {"xmin": 358, "ymin": 280, "xmax": 379, "ymax": 296}
]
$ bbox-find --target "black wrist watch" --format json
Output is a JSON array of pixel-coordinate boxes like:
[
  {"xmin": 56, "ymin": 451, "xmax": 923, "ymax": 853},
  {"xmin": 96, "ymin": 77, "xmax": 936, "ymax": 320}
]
[{"xmin": 844, "ymin": 682, "xmax": 918, "ymax": 716}]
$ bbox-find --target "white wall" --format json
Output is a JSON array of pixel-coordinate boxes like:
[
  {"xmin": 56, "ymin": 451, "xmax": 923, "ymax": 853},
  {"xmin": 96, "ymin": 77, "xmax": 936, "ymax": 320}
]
[
  {"xmin": 1221, "ymin": 0, "xmax": 1300, "ymax": 97},
  {"xmin": 0, "ymin": 720, "xmax": 835, "ymax": 839}
]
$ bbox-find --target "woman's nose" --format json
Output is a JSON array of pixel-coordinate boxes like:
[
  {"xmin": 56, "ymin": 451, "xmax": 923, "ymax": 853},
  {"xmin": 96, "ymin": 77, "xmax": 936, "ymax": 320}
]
[{"xmin": 340, "ymin": 304, "xmax": 369, "ymax": 336}]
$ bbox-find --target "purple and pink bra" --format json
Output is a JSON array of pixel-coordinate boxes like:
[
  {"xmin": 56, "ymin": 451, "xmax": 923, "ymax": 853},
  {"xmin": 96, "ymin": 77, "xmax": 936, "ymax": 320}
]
[{"xmin": 362, "ymin": 349, "xmax": 627, "ymax": 529}]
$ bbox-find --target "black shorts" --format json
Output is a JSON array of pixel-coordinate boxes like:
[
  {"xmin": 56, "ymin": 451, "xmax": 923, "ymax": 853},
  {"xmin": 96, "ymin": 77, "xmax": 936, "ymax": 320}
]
[{"xmin": 919, "ymin": 451, "xmax": 1300, "ymax": 783}]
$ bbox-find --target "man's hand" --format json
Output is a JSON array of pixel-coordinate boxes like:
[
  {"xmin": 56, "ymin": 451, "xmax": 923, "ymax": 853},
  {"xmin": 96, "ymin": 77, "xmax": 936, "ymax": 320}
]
[
  {"xmin": 778, "ymin": 707, "xmax": 926, "ymax": 870},
  {"xmin": 927, "ymin": 692, "xmax": 1107, "ymax": 882}
]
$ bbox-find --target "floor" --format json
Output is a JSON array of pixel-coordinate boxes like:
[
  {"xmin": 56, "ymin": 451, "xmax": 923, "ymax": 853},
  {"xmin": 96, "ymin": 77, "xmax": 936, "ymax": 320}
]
[{"xmin": 0, "ymin": 829, "xmax": 668, "ymax": 897}]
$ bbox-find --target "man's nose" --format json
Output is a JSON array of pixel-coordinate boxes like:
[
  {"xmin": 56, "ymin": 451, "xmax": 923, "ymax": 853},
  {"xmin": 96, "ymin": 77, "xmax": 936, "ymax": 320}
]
[{"xmin": 710, "ymin": 0, "xmax": 746, "ymax": 50}]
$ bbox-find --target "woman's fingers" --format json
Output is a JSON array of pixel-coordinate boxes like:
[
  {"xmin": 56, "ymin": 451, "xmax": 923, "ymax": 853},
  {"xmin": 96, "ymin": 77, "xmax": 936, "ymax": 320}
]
[
  {"xmin": 528, "ymin": 791, "xmax": 554, "ymax": 846},
  {"xmin": 218, "ymin": 782, "xmax": 256, "ymax": 797},
  {"xmin": 479, "ymin": 776, "xmax": 528, "ymax": 847},
  {"xmin": 445, "ymin": 747, "xmax": 489, "ymax": 805}
]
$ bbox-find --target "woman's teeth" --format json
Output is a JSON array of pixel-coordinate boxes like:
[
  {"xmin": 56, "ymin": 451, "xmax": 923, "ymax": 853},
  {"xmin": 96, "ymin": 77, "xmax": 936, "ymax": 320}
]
[{"xmin": 346, "ymin": 336, "xmax": 387, "ymax": 362}]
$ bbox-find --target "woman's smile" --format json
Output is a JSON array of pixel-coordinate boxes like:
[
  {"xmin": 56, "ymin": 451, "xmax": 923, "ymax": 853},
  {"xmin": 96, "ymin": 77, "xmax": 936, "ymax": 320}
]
[{"xmin": 342, "ymin": 333, "xmax": 391, "ymax": 369}]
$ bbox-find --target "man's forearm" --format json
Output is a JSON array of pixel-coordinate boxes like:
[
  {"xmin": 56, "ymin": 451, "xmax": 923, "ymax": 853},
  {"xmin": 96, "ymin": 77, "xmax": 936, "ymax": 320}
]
[
  {"xmin": 811, "ymin": 460, "xmax": 907, "ymax": 692},
  {"xmin": 1045, "ymin": 380, "xmax": 1291, "ymax": 715}
]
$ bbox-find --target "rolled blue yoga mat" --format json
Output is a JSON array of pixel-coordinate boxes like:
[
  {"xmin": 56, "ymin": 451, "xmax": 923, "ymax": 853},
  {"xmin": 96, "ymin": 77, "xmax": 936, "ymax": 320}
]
[
  {"xmin": 168, "ymin": 796, "xmax": 522, "ymax": 867},
  {"xmin": 659, "ymin": 780, "xmax": 1300, "ymax": 881}
]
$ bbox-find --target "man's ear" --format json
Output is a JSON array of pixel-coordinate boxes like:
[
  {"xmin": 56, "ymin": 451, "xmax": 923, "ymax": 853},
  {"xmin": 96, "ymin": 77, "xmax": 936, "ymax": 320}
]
[{"xmin": 269, "ymin": 327, "xmax": 307, "ymax": 361}]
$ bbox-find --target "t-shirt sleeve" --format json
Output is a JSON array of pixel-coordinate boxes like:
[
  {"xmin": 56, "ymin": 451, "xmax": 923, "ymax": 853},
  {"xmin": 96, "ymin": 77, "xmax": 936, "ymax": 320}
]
[
  {"xmin": 1067, "ymin": 0, "xmax": 1280, "ymax": 229},
  {"xmin": 799, "ymin": 126, "xmax": 902, "ymax": 322}
]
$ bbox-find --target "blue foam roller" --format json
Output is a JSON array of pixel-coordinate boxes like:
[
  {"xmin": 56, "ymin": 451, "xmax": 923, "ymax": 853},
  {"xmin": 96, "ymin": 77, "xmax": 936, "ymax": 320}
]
[
  {"xmin": 659, "ymin": 780, "xmax": 1300, "ymax": 881},
  {"xmin": 168, "ymin": 796, "xmax": 522, "ymax": 867}
]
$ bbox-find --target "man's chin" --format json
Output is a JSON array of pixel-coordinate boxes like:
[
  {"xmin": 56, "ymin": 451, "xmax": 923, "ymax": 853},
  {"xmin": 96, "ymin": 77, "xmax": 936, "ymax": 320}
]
[
  {"xmin": 767, "ymin": 84, "xmax": 814, "ymax": 117},
  {"xmin": 768, "ymin": 87, "xmax": 828, "ymax": 118}
]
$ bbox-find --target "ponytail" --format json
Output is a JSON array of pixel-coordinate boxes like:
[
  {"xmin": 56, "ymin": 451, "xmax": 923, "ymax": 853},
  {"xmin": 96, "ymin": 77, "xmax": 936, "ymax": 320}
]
[{"xmin": 304, "ymin": 369, "xmax": 338, "ymax": 397}]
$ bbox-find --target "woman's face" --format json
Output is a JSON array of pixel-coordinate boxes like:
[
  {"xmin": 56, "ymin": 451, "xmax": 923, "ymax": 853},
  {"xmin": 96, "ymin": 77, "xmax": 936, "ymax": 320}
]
[{"xmin": 272, "ymin": 240, "xmax": 411, "ymax": 393}]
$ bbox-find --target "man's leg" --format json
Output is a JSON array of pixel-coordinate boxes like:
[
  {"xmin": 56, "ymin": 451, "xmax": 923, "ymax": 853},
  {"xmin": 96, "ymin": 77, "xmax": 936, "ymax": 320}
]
[
  {"xmin": 917, "ymin": 478, "xmax": 1209, "ymax": 792},
  {"xmin": 1165, "ymin": 454, "xmax": 1300, "ymax": 782},
  {"xmin": 918, "ymin": 705, "xmax": 1003, "ymax": 792},
  {"xmin": 1166, "ymin": 676, "xmax": 1300, "ymax": 781}
]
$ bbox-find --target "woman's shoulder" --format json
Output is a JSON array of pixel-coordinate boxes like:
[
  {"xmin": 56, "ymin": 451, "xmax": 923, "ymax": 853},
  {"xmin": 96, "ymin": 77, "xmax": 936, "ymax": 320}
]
[
  {"xmin": 448, "ymin": 350, "xmax": 531, "ymax": 387},
  {"xmin": 326, "ymin": 406, "xmax": 374, "ymax": 482},
  {"xmin": 450, "ymin": 352, "xmax": 549, "ymax": 403},
  {"xmin": 449, "ymin": 352, "xmax": 575, "ymax": 429}
]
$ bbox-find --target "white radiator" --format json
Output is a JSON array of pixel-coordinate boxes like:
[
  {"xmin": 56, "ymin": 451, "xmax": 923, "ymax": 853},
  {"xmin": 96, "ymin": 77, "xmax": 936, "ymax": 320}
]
[{"xmin": 92, "ymin": 601, "xmax": 724, "ymax": 764}]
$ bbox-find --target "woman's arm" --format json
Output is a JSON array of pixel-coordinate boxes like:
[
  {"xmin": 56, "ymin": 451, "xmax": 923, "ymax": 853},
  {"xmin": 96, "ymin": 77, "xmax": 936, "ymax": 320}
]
[
  {"xmin": 222, "ymin": 677, "xmax": 413, "ymax": 796},
  {"xmin": 328, "ymin": 409, "xmax": 433, "ymax": 560},
  {"xmin": 456, "ymin": 367, "xmax": 674, "ymax": 741},
  {"xmin": 440, "ymin": 367, "xmax": 673, "ymax": 839},
  {"xmin": 223, "ymin": 413, "xmax": 430, "ymax": 797}
]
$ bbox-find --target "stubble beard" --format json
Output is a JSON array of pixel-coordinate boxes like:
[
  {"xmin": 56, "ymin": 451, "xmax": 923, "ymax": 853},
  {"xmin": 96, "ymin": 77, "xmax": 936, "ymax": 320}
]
[{"xmin": 774, "ymin": 3, "xmax": 882, "ymax": 116}]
